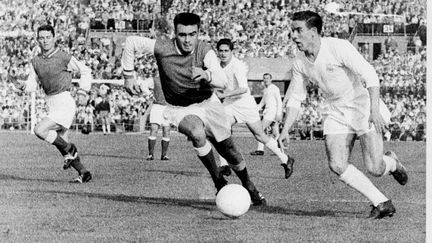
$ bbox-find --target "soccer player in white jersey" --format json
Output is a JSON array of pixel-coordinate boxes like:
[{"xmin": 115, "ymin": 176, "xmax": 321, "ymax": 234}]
[
  {"xmin": 216, "ymin": 39, "xmax": 294, "ymax": 179},
  {"xmin": 278, "ymin": 11, "xmax": 408, "ymax": 219},
  {"xmin": 250, "ymin": 73, "xmax": 284, "ymax": 156},
  {"xmin": 121, "ymin": 13, "xmax": 266, "ymax": 205},
  {"xmin": 139, "ymin": 76, "xmax": 172, "ymax": 161},
  {"xmin": 12, "ymin": 25, "xmax": 92, "ymax": 183}
]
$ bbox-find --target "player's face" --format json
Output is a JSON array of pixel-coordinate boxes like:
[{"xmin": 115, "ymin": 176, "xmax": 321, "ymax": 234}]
[
  {"xmin": 37, "ymin": 30, "xmax": 55, "ymax": 53},
  {"xmin": 175, "ymin": 24, "xmax": 199, "ymax": 54},
  {"xmin": 291, "ymin": 20, "xmax": 314, "ymax": 52},
  {"xmin": 217, "ymin": 44, "xmax": 232, "ymax": 65},
  {"xmin": 263, "ymin": 74, "xmax": 272, "ymax": 87}
]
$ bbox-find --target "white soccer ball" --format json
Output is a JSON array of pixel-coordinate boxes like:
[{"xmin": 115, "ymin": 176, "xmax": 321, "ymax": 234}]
[{"xmin": 216, "ymin": 184, "xmax": 251, "ymax": 218}]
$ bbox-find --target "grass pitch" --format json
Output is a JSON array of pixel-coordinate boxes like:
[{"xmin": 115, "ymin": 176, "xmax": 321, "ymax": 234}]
[{"xmin": 0, "ymin": 131, "xmax": 426, "ymax": 242}]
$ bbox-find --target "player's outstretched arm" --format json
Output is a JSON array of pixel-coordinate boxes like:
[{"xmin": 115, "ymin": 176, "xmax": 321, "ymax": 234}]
[
  {"xmin": 279, "ymin": 104, "xmax": 301, "ymax": 147},
  {"xmin": 121, "ymin": 36, "xmax": 156, "ymax": 96},
  {"xmin": 218, "ymin": 87, "xmax": 248, "ymax": 99}
]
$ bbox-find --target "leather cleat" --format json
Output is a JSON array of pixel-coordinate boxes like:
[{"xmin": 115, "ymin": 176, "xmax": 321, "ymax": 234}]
[
  {"xmin": 71, "ymin": 171, "xmax": 92, "ymax": 184},
  {"xmin": 281, "ymin": 155, "xmax": 295, "ymax": 179},
  {"xmin": 219, "ymin": 165, "xmax": 232, "ymax": 176},
  {"xmin": 160, "ymin": 155, "xmax": 170, "ymax": 161},
  {"xmin": 385, "ymin": 151, "xmax": 408, "ymax": 185},
  {"xmin": 368, "ymin": 200, "xmax": 396, "ymax": 219},
  {"xmin": 249, "ymin": 190, "xmax": 267, "ymax": 206},
  {"xmin": 250, "ymin": 150, "xmax": 264, "ymax": 156},
  {"xmin": 146, "ymin": 155, "xmax": 154, "ymax": 161}
]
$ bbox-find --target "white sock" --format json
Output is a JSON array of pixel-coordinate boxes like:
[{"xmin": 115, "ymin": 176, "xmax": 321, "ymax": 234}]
[
  {"xmin": 107, "ymin": 124, "xmax": 111, "ymax": 133},
  {"xmin": 383, "ymin": 155, "xmax": 397, "ymax": 175},
  {"xmin": 219, "ymin": 155, "xmax": 229, "ymax": 167},
  {"xmin": 194, "ymin": 141, "xmax": 212, "ymax": 157},
  {"xmin": 102, "ymin": 125, "xmax": 106, "ymax": 133},
  {"xmin": 257, "ymin": 142, "xmax": 264, "ymax": 151},
  {"xmin": 339, "ymin": 164, "xmax": 388, "ymax": 206},
  {"xmin": 265, "ymin": 138, "xmax": 288, "ymax": 164}
]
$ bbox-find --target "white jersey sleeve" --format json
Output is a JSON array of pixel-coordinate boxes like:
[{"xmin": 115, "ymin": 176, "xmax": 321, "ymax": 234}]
[{"xmin": 332, "ymin": 39, "xmax": 379, "ymax": 88}]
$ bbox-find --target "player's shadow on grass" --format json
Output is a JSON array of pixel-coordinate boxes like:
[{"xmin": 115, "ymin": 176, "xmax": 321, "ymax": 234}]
[
  {"xmin": 81, "ymin": 152, "xmax": 143, "ymax": 160},
  {"xmin": 0, "ymin": 174, "xmax": 63, "ymax": 183},
  {"xmin": 34, "ymin": 189, "xmax": 364, "ymax": 218}
]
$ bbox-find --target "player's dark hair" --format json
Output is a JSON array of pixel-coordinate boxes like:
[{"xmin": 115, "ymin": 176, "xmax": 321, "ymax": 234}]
[
  {"xmin": 263, "ymin": 73, "xmax": 272, "ymax": 79},
  {"xmin": 292, "ymin": 11, "xmax": 323, "ymax": 34},
  {"xmin": 174, "ymin": 12, "xmax": 201, "ymax": 31},
  {"xmin": 37, "ymin": 24, "xmax": 55, "ymax": 37},
  {"xmin": 216, "ymin": 38, "xmax": 234, "ymax": 50}
]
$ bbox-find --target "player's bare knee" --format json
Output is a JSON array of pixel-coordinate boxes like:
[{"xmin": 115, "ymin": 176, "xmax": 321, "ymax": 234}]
[
  {"xmin": 33, "ymin": 124, "xmax": 47, "ymax": 140},
  {"xmin": 365, "ymin": 162, "xmax": 385, "ymax": 177}
]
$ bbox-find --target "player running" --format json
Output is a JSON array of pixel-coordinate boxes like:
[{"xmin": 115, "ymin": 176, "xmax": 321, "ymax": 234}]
[
  {"xmin": 12, "ymin": 25, "xmax": 92, "ymax": 183},
  {"xmin": 215, "ymin": 38, "xmax": 294, "ymax": 179},
  {"xmin": 279, "ymin": 11, "xmax": 408, "ymax": 219}
]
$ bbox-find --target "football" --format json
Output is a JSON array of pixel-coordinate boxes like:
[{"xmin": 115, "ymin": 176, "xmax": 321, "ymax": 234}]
[{"xmin": 215, "ymin": 184, "xmax": 251, "ymax": 218}]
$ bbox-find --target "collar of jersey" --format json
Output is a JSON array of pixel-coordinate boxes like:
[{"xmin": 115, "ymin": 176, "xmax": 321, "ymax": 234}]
[{"xmin": 41, "ymin": 48, "xmax": 59, "ymax": 59}]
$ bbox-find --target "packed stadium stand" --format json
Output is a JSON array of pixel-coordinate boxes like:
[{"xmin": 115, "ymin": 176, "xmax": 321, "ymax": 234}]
[{"xmin": 0, "ymin": 0, "xmax": 426, "ymax": 141}]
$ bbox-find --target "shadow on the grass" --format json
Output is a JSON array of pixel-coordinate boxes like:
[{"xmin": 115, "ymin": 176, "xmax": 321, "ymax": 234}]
[
  {"xmin": 30, "ymin": 189, "xmax": 365, "ymax": 218},
  {"xmin": 0, "ymin": 173, "xmax": 63, "ymax": 183},
  {"xmin": 81, "ymin": 152, "xmax": 142, "ymax": 160}
]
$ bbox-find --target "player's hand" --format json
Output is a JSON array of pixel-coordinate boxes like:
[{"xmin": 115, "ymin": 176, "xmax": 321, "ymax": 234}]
[
  {"xmin": 192, "ymin": 66, "xmax": 209, "ymax": 82},
  {"xmin": 369, "ymin": 110, "xmax": 387, "ymax": 135},
  {"xmin": 124, "ymin": 77, "xmax": 141, "ymax": 96}
]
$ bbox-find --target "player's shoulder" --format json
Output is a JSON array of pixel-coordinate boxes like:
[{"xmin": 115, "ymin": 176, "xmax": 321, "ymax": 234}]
[{"xmin": 322, "ymin": 37, "xmax": 352, "ymax": 51}]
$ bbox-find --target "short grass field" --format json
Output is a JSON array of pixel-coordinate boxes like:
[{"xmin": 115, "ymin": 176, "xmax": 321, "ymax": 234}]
[{"xmin": 0, "ymin": 130, "xmax": 426, "ymax": 242}]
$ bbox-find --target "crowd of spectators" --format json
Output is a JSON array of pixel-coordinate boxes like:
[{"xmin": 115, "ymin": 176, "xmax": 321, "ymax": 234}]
[{"xmin": 0, "ymin": 0, "xmax": 426, "ymax": 141}]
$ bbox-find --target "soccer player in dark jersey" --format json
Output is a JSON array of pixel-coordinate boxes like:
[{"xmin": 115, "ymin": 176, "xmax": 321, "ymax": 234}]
[
  {"xmin": 12, "ymin": 25, "xmax": 92, "ymax": 183},
  {"xmin": 121, "ymin": 13, "xmax": 266, "ymax": 205}
]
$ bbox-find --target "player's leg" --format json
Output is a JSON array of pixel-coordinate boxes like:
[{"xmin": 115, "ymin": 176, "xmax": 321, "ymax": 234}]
[
  {"xmin": 246, "ymin": 120, "xmax": 294, "ymax": 178},
  {"xmin": 160, "ymin": 125, "xmax": 170, "ymax": 160},
  {"xmin": 326, "ymin": 133, "xmax": 393, "ymax": 218},
  {"xmin": 251, "ymin": 119, "xmax": 272, "ymax": 155},
  {"xmin": 106, "ymin": 115, "xmax": 111, "ymax": 134},
  {"xmin": 101, "ymin": 114, "xmax": 107, "ymax": 134},
  {"xmin": 210, "ymin": 136, "xmax": 266, "ymax": 206},
  {"xmin": 34, "ymin": 118, "xmax": 91, "ymax": 181},
  {"xmin": 359, "ymin": 130, "xmax": 408, "ymax": 185},
  {"xmin": 34, "ymin": 117, "xmax": 71, "ymax": 156},
  {"xmin": 147, "ymin": 123, "xmax": 159, "ymax": 160},
  {"xmin": 178, "ymin": 115, "xmax": 227, "ymax": 191}
]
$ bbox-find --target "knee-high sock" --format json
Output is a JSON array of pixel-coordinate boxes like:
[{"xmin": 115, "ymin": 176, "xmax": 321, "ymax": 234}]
[
  {"xmin": 148, "ymin": 136, "xmax": 156, "ymax": 156},
  {"xmin": 265, "ymin": 138, "xmax": 288, "ymax": 164},
  {"xmin": 194, "ymin": 141, "xmax": 227, "ymax": 190},
  {"xmin": 161, "ymin": 137, "xmax": 170, "ymax": 157},
  {"xmin": 340, "ymin": 164, "xmax": 388, "ymax": 206},
  {"xmin": 45, "ymin": 130, "xmax": 70, "ymax": 156}
]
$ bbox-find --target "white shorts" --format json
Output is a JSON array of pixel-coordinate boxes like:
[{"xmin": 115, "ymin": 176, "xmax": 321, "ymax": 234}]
[
  {"xmin": 163, "ymin": 94, "xmax": 231, "ymax": 142},
  {"xmin": 223, "ymin": 95, "xmax": 260, "ymax": 124},
  {"xmin": 45, "ymin": 91, "xmax": 76, "ymax": 129},
  {"xmin": 149, "ymin": 104, "xmax": 170, "ymax": 127},
  {"xmin": 323, "ymin": 98, "xmax": 391, "ymax": 136}
]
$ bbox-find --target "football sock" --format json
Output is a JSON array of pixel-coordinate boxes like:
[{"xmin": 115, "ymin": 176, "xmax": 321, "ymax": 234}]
[
  {"xmin": 70, "ymin": 158, "xmax": 87, "ymax": 174},
  {"xmin": 233, "ymin": 167, "xmax": 256, "ymax": 192},
  {"xmin": 46, "ymin": 130, "xmax": 70, "ymax": 156},
  {"xmin": 256, "ymin": 142, "xmax": 264, "ymax": 151},
  {"xmin": 161, "ymin": 137, "xmax": 170, "ymax": 157},
  {"xmin": 339, "ymin": 164, "xmax": 388, "ymax": 207},
  {"xmin": 102, "ymin": 125, "xmax": 106, "ymax": 134},
  {"xmin": 383, "ymin": 155, "xmax": 397, "ymax": 175},
  {"xmin": 107, "ymin": 124, "xmax": 111, "ymax": 133},
  {"xmin": 265, "ymin": 138, "xmax": 288, "ymax": 164},
  {"xmin": 194, "ymin": 141, "xmax": 227, "ymax": 190},
  {"xmin": 148, "ymin": 136, "xmax": 156, "ymax": 156}
]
